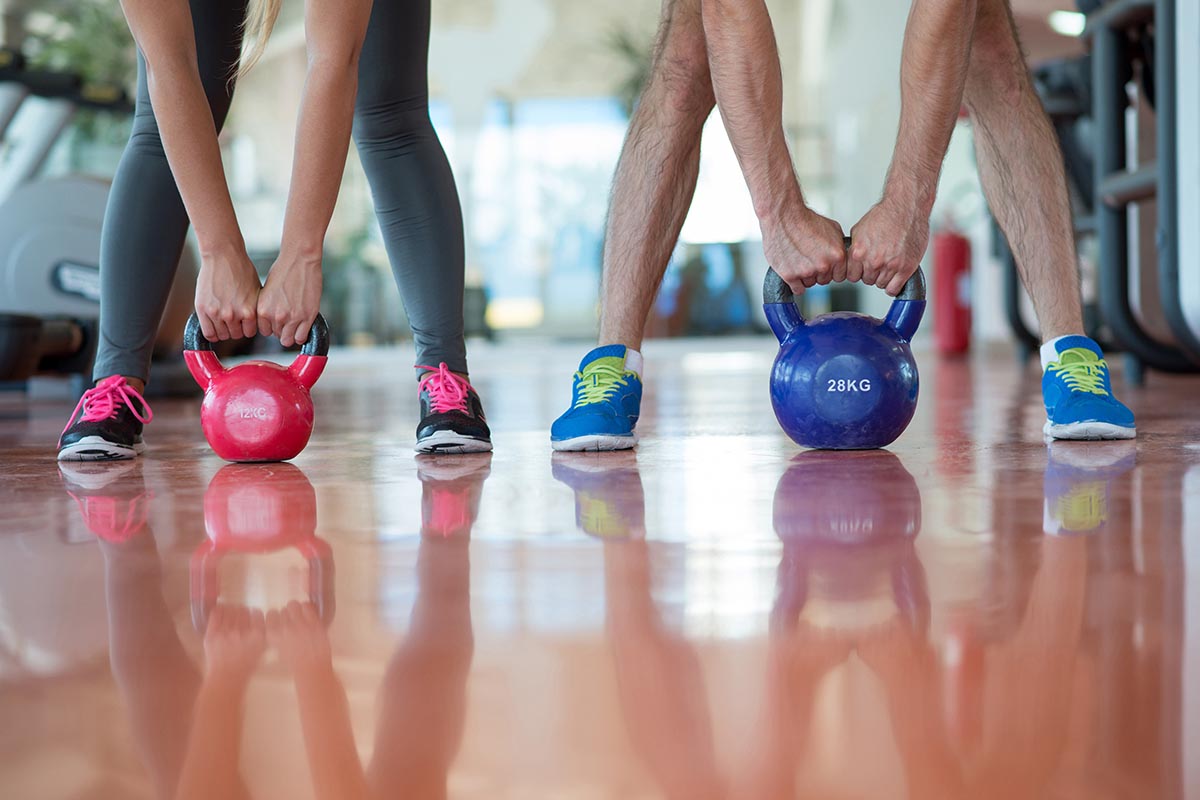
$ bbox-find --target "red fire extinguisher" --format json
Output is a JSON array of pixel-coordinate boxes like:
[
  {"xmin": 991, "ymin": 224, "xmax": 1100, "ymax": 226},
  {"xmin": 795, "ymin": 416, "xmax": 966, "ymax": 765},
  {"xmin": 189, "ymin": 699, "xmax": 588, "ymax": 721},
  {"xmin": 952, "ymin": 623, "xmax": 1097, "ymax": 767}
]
[{"xmin": 933, "ymin": 229, "xmax": 972, "ymax": 355}]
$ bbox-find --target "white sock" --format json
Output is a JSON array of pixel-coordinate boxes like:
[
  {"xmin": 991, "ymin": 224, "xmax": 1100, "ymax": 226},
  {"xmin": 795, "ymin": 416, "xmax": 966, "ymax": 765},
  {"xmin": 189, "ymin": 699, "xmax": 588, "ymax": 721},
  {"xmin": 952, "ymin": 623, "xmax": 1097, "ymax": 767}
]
[
  {"xmin": 624, "ymin": 348, "xmax": 644, "ymax": 378},
  {"xmin": 1040, "ymin": 336, "xmax": 1070, "ymax": 370}
]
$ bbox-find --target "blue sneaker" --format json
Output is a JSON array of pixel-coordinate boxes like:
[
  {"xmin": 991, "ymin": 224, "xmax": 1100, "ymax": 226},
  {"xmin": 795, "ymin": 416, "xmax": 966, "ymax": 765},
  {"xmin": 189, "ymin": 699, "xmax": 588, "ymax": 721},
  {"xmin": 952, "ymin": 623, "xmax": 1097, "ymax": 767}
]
[
  {"xmin": 1042, "ymin": 336, "xmax": 1136, "ymax": 440},
  {"xmin": 551, "ymin": 345, "xmax": 643, "ymax": 451}
]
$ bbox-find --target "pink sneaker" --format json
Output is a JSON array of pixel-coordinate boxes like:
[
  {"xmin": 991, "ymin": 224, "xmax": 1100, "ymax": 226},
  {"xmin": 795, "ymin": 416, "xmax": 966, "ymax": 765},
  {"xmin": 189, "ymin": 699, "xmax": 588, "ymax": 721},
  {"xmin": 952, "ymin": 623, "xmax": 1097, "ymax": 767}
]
[
  {"xmin": 58, "ymin": 376, "xmax": 153, "ymax": 461},
  {"xmin": 415, "ymin": 363, "xmax": 492, "ymax": 454}
]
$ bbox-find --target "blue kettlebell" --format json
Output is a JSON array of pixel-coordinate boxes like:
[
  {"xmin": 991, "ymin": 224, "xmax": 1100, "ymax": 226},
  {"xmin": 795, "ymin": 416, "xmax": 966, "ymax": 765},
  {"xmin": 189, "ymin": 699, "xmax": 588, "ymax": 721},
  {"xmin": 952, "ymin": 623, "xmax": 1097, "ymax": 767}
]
[{"xmin": 764, "ymin": 237, "xmax": 926, "ymax": 450}]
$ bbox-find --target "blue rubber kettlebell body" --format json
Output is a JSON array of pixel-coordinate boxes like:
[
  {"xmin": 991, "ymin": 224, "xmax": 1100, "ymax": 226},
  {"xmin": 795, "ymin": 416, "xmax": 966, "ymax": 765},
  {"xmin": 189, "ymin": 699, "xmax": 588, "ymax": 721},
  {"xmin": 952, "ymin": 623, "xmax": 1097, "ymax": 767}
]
[{"xmin": 764, "ymin": 244, "xmax": 926, "ymax": 450}]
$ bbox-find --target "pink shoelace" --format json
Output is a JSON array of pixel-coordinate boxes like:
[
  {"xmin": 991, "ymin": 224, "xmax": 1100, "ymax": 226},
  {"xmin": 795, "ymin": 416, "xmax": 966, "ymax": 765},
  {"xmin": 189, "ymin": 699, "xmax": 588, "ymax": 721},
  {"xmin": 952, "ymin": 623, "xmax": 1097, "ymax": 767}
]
[
  {"xmin": 417, "ymin": 363, "xmax": 474, "ymax": 414},
  {"xmin": 62, "ymin": 375, "xmax": 154, "ymax": 435}
]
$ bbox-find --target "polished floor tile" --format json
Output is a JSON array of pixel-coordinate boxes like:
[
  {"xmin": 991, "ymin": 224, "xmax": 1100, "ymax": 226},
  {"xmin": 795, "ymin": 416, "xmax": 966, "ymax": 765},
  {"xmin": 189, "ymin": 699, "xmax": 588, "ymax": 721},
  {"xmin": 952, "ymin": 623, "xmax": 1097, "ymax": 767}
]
[{"xmin": 1, "ymin": 339, "xmax": 1198, "ymax": 799}]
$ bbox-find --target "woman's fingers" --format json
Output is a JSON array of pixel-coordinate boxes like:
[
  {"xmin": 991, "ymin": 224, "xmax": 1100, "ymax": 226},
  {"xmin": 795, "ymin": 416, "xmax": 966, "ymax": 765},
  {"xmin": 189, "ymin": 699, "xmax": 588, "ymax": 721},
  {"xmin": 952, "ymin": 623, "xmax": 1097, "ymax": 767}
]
[
  {"xmin": 240, "ymin": 313, "xmax": 258, "ymax": 339},
  {"xmin": 287, "ymin": 317, "xmax": 314, "ymax": 349},
  {"xmin": 198, "ymin": 312, "xmax": 219, "ymax": 343}
]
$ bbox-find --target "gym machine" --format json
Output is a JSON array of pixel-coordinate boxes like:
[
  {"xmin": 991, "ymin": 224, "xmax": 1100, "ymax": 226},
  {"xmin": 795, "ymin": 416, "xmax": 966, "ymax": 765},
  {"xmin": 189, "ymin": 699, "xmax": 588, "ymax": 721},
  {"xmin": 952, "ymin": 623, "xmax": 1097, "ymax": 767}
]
[
  {"xmin": 1169, "ymin": 0, "xmax": 1200, "ymax": 355},
  {"xmin": 999, "ymin": 0, "xmax": 1200, "ymax": 383},
  {"xmin": 1087, "ymin": 0, "xmax": 1199, "ymax": 379},
  {"xmin": 0, "ymin": 47, "xmax": 200, "ymax": 397}
]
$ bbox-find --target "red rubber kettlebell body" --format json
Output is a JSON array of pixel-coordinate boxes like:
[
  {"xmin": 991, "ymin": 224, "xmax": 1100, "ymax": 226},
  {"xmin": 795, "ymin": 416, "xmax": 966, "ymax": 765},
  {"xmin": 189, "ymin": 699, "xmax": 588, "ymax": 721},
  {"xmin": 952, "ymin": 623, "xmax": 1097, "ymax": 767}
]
[{"xmin": 184, "ymin": 313, "xmax": 330, "ymax": 462}]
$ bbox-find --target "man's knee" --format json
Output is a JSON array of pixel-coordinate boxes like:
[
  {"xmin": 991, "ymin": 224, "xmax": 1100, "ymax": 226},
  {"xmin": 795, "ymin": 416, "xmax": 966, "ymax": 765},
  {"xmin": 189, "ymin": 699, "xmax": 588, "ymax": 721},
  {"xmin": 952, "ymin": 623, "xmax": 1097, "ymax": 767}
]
[
  {"xmin": 645, "ymin": 4, "xmax": 714, "ymax": 123},
  {"xmin": 965, "ymin": 0, "xmax": 1028, "ymax": 108},
  {"xmin": 654, "ymin": 55, "xmax": 715, "ymax": 121}
]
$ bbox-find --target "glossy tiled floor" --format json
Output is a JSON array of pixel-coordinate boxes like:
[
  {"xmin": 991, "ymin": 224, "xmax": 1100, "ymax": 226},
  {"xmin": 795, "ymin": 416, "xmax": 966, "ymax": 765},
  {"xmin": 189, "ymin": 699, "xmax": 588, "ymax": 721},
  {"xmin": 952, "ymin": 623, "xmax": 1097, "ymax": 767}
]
[{"xmin": 1, "ymin": 338, "xmax": 1198, "ymax": 800}]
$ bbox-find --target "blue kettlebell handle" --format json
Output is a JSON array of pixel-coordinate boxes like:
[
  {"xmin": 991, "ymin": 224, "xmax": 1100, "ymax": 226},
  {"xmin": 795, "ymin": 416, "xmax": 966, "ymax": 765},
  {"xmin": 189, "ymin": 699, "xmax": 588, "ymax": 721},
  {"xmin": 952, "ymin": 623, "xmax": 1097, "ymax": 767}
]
[{"xmin": 763, "ymin": 237, "xmax": 926, "ymax": 343}]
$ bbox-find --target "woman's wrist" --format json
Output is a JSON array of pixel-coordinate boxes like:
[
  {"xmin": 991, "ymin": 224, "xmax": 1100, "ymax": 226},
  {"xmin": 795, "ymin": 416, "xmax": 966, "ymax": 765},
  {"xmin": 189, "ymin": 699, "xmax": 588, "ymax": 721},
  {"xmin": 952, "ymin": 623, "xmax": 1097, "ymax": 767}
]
[
  {"xmin": 277, "ymin": 237, "xmax": 325, "ymax": 269},
  {"xmin": 197, "ymin": 232, "xmax": 248, "ymax": 263}
]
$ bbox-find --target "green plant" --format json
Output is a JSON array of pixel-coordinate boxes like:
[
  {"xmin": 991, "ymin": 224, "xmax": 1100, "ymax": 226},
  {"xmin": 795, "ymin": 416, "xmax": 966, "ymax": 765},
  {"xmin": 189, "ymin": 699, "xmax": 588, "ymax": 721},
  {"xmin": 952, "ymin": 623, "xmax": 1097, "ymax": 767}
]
[
  {"xmin": 23, "ymin": 0, "xmax": 135, "ymax": 89},
  {"xmin": 604, "ymin": 26, "xmax": 654, "ymax": 118},
  {"xmin": 21, "ymin": 0, "xmax": 136, "ymax": 148}
]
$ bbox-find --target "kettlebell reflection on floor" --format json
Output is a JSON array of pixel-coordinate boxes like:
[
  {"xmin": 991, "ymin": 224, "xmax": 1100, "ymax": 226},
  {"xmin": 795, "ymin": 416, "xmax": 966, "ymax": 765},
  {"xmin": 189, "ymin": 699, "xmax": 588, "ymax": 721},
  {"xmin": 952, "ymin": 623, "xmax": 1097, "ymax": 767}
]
[
  {"xmin": 191, "ymin": 463, "xmax": 336, "ymax": 631},
  {"xmin": 551, "ymin": 450, "xmax": 928, "ymax": 796},
  {"xmin": 755, "ymin": 453, "xmax": 928, "ymax": 799},
  {"xmin": 185, "ymin": 456, "xmax": 488, "ymax": 800},
  {"xmin": 553, "ymin": 450, "xmax": 1093, "ymax": 799},
  {"xmin": 65, "ymin": 455, "xmax": 491, "ymax": 800}
]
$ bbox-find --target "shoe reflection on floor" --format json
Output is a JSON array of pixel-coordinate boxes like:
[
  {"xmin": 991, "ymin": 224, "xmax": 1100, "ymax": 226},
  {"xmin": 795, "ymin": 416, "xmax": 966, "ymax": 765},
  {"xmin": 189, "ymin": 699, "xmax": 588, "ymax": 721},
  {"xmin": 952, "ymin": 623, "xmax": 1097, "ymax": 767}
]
[{"xmin": 365, "ymin": 455, "xmax": 488, "ymax": 798}]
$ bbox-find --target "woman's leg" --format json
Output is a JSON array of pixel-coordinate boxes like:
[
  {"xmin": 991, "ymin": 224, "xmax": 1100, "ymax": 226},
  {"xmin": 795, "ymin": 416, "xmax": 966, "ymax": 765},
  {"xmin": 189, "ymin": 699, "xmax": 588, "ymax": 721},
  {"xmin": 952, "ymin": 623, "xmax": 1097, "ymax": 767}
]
[
  {"xmin": 59, "ymin": 0, "xmax": 248, "ymax": 460},
  {"xmin": 353, "ymin": 1, "xmax": 490, "ymax": 453},
  {"xmin": 352, "ymin": 0, "xmax": 468, "ymax": 376},
  {"xmin": 93, "ymin": 0, "xmax": 248, "ymax": 386}
]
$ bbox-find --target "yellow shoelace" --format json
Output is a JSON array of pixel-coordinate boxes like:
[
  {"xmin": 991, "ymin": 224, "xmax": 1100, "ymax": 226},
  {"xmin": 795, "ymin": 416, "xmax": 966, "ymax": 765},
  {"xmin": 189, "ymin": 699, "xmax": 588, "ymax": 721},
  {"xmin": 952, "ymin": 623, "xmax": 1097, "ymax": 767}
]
[
  {"xmin": 574, "ymin": 362, "xmax": 630, "ymax": 407},
  {"xmin": 1048, "ymin": 348, "xmax": 1110, "ymax": 395}
]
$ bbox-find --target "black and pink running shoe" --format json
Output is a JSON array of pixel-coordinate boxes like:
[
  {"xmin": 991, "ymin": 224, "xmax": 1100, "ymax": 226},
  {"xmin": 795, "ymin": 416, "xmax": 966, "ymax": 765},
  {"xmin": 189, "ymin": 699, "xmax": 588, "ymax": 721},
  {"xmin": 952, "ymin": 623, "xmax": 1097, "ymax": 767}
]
[
  {"xmin": 58, "ymin": 376, "xmax": 154, "ymax": 461},
  {"xmin": 415, "ymin": 363, "xmax": 492, "ymax": 454}
]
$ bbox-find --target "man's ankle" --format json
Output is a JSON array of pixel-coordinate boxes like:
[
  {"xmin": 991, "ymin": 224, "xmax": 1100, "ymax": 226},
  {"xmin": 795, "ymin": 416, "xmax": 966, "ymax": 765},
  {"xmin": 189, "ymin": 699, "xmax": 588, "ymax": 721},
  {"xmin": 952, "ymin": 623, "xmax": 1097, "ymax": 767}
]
[{"xmin": 596, "ymin": 327, "xmax": 644, "ymax": 352}]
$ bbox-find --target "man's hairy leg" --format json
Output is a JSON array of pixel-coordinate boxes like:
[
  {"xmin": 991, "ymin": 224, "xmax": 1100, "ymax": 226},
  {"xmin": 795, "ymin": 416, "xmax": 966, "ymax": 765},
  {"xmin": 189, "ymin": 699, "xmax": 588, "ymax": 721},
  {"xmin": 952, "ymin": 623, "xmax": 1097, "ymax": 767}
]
[
  {"xmin": 599, "ymin": 0, "xmax": 715, "ymax": 350},
  {"xmin": 965, "ymin": 0, "xmax": 1083, "ymax": 340}
]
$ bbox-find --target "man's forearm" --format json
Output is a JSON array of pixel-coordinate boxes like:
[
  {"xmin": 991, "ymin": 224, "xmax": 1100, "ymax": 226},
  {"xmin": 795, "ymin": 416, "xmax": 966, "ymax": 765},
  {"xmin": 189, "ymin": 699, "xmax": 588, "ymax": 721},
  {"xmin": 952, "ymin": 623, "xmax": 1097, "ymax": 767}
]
[
  {"xmin": 885, "ymin": 0, "xmax": 979, "ymax": 214},
  {"xmin": 702, "ymin": 0, "xmax": 803, "ymax": 227}
]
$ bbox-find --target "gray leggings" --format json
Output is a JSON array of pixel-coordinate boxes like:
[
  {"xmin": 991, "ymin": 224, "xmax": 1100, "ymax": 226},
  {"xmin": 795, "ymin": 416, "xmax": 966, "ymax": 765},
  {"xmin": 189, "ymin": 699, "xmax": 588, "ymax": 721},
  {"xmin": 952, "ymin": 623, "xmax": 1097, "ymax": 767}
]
[{"xmin": 94, "ymin": 0, "xmax": 468, "ymax": 383}]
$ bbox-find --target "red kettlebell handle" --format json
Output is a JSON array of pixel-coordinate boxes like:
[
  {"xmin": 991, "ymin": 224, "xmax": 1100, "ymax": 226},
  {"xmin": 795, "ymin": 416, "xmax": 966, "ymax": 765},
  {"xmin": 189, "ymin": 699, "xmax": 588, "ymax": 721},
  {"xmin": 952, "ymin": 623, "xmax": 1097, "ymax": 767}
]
[{"xmin": 183, "ymin": 313, "xmax": 331, "ymax": 390}]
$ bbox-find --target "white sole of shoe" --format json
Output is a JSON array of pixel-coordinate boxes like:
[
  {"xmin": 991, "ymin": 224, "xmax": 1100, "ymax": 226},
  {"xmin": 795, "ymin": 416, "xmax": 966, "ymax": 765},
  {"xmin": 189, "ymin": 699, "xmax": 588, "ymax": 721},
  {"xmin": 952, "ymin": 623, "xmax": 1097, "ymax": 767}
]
[
  {"xmin": 1044, "ymin": 421, "xmax": 1137, "ymax": 441},
  {"xmin": 57, "ymin": 436, "xmax": 144, "ymax": 462},
  {"xmin": 414, "ymin": 429, "xmax": 494, "ymax": 454},
  {"xmin": 551, "ymin": 433, "xmax": 638, "ymax": 452}
]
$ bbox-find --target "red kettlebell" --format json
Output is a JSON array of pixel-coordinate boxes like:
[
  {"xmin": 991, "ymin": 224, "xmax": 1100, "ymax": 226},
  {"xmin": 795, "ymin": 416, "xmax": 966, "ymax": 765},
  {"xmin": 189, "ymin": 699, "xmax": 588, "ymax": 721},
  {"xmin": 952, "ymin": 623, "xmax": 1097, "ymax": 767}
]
[
  {"xmin": 191, "ymin": 463, "xmax": 335, "ymax": 631},
  {"xmin": 184, "ymin": 313, "xmax": 330, "ymax": 462}
]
